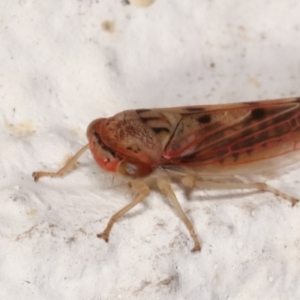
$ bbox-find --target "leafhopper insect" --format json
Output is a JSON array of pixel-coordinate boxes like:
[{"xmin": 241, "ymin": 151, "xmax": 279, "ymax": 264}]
[{"xmin": 33, "ymin": 97, "xmax": 300, "ymax": 252}]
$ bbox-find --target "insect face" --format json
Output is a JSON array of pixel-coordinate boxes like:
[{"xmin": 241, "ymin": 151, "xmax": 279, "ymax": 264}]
[
  {"xmin": 87, "ymin": 118, "xmax": 121, "ymax": 174},
  {"xmin": 87, "ymin": 118, "xmax": 153, "ymax": 178}
]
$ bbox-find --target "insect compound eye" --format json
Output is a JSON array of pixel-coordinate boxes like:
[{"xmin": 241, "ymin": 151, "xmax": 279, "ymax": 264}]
[{"xmin": 117, "ymin": 159, "xmax": 153, "ymax": 178}]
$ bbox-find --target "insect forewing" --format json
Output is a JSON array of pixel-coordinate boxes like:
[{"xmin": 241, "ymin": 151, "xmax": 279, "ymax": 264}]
[{"xmin": 137, "ymin": 97, "xmax": 300, "ymax": 176}]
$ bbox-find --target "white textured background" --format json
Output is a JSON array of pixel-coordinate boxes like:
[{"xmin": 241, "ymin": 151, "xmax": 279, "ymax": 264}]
[{"xmin": 1, "ymin": 1, "xmax": 300, "ymax": 299}]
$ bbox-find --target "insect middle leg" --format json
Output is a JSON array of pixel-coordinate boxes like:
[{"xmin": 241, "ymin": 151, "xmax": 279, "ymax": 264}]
[
  {"xmin": 156, "ymin": 177, "xmax": 201, "ymax": 252},
  {"xmin": 181, "ymin": 176, "xmax": 299, "ymax": 206},
  {"xmin": 97, "ymin": 181, "xmax": 150, "ymax": 242},
  {"xmin": 32, "ymin": 144, "xmax": 89, "ymax": 181}
]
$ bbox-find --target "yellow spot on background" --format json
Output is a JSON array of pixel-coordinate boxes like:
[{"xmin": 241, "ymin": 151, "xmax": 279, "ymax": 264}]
[
  {"xmin": 27, "ymin": 210, "xmax": 37, "ymax": 217},
  {"xmin": 130, "ymin": 0, "xmax": 155, "ymax": 7},
  {"xmin": 101, "ymin": 20, "xmax": 115, "ymax": 33},
  {"xmin": 248, "ymin": 77, "xmax": 261, "ymax": 88},
  {"xmin": 5, "ymin": 119, "xmax": 35, "ymax": 137}
]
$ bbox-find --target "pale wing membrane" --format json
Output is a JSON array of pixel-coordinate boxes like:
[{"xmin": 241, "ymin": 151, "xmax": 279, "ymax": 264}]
[{"xmin": 162, "ymin": 98, "xmax": 300, "ymax": 173}]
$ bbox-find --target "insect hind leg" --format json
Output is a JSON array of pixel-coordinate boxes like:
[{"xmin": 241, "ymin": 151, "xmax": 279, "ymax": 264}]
[
  {"xmin": 157, "ymin": 177, "xmax": 201, "ymax": 252},
  {"xmin": 257, "ymin": 182, "xmax": 299, "ymax": 206},
  {"xmin": 181, "ymin": 175, "xmax": 299, "ymax": 206}
]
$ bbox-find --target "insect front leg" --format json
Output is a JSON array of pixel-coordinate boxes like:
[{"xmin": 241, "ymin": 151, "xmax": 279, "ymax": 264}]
[
  {"xmin": 181, "ymin": 176, "xmax": 299, "ymax": 206},
  {"xmin": 32, "ymin": 144, "xmax": 89, "ymax": 181},
  {"xmin": 156, "ymin": 177, "xmax": 201, "ymax": 252},
  {"xmin": 97, "ymin": 181, "xmax": 150, "ymax": 242}
]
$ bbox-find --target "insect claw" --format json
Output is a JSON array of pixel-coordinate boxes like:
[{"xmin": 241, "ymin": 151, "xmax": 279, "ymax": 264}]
[
  {"xmin": 97, "ymin": 232, "xmax": 109, "ymax": 242},
  {"xmin": 32, "ymin": 172, "xmax": 41, "ymax": 182},
  {"xmin": 32, "ymin": 172, "xmax": 38, "ymax": 181},
  {"xmin": 291, "ymin": 198, "xmax": 299, "ymax": 207},
  {"xmin": 191, "ymin": 242, "xmax": 201, "ymax": 252}
]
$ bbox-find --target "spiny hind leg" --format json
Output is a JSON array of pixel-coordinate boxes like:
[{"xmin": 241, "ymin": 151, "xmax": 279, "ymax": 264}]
[
  {"xmin": 258, "ymin": 183, "xmax": 298, "ymax": 206},
  {"xmin": 32, "ymin": 144, "xmax": 89, "ymax": 181},
  {"xmin": 181, "ymin": 175, "xmax": 299, "ymax": 206},
  {"xmin": 157, "ymin": 177, "xmax": 201, "ymax": 252},
  {"xmin": 97, "ymin": 181, "xmax": 150, "ymax": 242}
]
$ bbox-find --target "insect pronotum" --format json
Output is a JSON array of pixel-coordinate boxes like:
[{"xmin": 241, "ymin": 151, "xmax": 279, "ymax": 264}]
[{"xmin": 33, "ymin": 97, "xmax": 300, "ymax": 251}]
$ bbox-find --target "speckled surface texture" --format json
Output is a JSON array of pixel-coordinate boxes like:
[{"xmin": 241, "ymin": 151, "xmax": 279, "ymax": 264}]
[{"xmin": 1, "ymin": 1, "xmax": 300, "ymax": 299}]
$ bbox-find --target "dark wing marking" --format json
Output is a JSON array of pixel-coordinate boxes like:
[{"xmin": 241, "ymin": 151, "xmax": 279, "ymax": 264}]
[{"xmin": 162, "ymin": 99, "xmax": 300, "ymax": 167}]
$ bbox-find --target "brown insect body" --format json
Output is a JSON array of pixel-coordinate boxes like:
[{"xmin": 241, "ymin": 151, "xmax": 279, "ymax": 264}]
[
  {"xmin": 33, "ymin": 97, "xmax": 300, "ymax": 252},
  {"xmin": 87, "ymin": 98, "xmax": 300, "ymax": 179}
]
